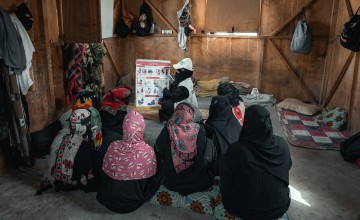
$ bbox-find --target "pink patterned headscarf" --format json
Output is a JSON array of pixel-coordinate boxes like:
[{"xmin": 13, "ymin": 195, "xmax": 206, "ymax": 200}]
[
  {"xmin": 167, "ymin": 103, "xmax": 200, "ymax": 173},
  {"xmin": 102, "ymin": 110, "xmax": 157, "ymax": 180}
]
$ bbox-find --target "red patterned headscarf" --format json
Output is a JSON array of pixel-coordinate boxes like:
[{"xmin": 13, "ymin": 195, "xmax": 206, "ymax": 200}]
[
  {"xmin": 167, "ymin": 103, "xmax": 200, "ymax": 173},
  {"xmin": 102, "ymin": 110, "xmax": 157, "ymax": 180},
  {"xmin": 100, "ymin": 87, "xmax": 132, "ymax": 115}
]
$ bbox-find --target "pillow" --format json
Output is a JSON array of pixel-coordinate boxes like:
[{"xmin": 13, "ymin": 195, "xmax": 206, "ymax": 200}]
[
  {"xmin": 276, "ymin": 98, "xmax": 321, "ymax": 116},
  {"xmin": 316, "ymin": 107, "xmax": 347, "ymax": 131},
  {"xmin": 195, "ymin": 79, "xmax": 220, "ymax": 97}
]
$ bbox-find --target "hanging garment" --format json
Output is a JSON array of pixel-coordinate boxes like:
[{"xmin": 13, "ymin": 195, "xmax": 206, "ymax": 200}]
[
  {"xmin": 63, "ymin": 43, "xmax": 86, "ymax": 104},
  {"xmin": 81, "ymin": 43, "xmax": 106, "ymax": 99},
  {"xmin": 177, "ymin": 0, "xmax": 191, "ymax": 50},
  {"xmin": 10, "ymin": 14, "xmax": 35, "ymax": 95},
  {"xmin": 0, "ymin": 10, "xmax": 26, "ymax": 74},
  {"xmin": 1, "ymin": 64, "xmax": 31, "ymax": 166}
]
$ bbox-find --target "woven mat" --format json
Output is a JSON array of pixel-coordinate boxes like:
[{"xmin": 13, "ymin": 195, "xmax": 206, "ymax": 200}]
[{"xmin": 276, "ymin": 108, "xmax": 351, "ymax": 150}]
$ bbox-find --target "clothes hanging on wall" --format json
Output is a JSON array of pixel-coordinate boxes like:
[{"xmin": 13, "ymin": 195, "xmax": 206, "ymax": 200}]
[
  {"xmin": 0, "ymin": 62, "xmax": 31, "ymax": 166},
  {"xmin": 0, "ymin": 9, "xmax": 34, "ymax": 167},
  {"xmin": 177, "ymin": 0, "xmax": 191, "ymax": 50},
  {"xmin": 63, "ymin": 43, "xmax": 86, "ymax": 104},
  {"xmin": 10, "ymin": 14, "xmax": 35, "ymax": 95},
  {"xmin": 0, "ymin": 10, "xmax": 26, "ymax": 74},
  {"xmin": 81, "ymin": 43, "xmax": 106, "ymax": 99}
]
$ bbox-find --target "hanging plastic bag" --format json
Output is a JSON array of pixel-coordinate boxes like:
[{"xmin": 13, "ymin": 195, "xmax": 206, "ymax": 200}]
[{"xmin": 290, "ymin": 12, "xmax": 312, "ymax": 53}]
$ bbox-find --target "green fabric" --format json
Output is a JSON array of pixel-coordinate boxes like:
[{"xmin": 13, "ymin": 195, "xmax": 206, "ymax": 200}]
[
  {"xmin": 316, "ymin": 107, "xmax": 347, "ymax": 131},
  {"xmin": 81, "ymin": 43, "xmax": 106, "ymax": 98}
]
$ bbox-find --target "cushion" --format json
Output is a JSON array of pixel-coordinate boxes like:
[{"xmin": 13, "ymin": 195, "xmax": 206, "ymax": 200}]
[
  {"xmin": 276, "ymin": 98, "xmax": 321, "ymax": 116},
  {"xmin": 316, "ymin": 107, "xmax": 347, "ymax": 131},
  {"xmin": 195, "ymin": 79, "xmax": 220, "ymax": 97}
]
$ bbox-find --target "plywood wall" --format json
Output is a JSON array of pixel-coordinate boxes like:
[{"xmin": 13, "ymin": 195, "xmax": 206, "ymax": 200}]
[
  {"xmin": 323, "ymin": 0, "xmax": 360, "ymax": 132},
  {"xmin": 2, "ymin": 0, "xmax": 360, "ymax": 134},
  {"xmin": 123, "ymin": 0, "xmax": 330, "ymax": 103}
]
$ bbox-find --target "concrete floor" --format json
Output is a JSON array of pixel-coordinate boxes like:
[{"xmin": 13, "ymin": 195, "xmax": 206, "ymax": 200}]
[{"xmin": 1, "ymin": 97, "xmax": 360, "ymax": 220}]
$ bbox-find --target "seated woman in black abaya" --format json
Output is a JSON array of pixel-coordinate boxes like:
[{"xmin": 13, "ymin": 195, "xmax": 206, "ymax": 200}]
[
  {"xmin": 217, "ymin": 82, "xmax": 245, "ymax": 127},
  {"xmin": 155, "ymin": 103, "xmax": 216, "ymax": 196},
  {"xmin": 219, "ymin": 105, "xmax": 292, "ymax": 220},
  {"xmin": 203, "ymin": 96, "xmax": 242, "ymax": 175}
]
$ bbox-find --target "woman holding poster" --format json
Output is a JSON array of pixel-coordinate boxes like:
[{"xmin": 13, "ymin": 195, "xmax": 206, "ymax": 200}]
[{"xmin": 156, "ymin": 58, "xmax": 198, "ymax": 123}]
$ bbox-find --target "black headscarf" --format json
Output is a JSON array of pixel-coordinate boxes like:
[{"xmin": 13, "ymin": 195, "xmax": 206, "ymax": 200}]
[
  {"xmin": 172, "ymin": 68, "xmax": 193, "ymax": 88},
  {"xmin": 225, "ymin": 105, "xmax": 291, "ymax": 183},
  {"xmin": 217, "ymin": 82, "xmax": 242, "ymax": 107},
  {"xmin": 205, "ymin": 96, "xmax": 242, "ymax": 155}
]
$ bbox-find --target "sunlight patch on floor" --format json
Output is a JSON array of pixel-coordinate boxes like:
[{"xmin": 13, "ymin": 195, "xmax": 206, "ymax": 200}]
[{"xmin": 290, "ymin": 185, "xmax": 311, "ymax": 207}]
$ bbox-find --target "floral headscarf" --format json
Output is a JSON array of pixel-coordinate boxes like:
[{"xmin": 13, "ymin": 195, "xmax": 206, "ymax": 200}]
[
  {"xmin": 167, "ymin": 103, "xmax": 200, "ymax": 173},
  {"xmin": 102, "ymin": 110, "xmax": 157, "ymax": 180}
]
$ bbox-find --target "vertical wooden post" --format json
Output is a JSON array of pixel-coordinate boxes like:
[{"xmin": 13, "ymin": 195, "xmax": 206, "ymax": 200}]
[
  {"xmin": 348, "ymin": 53, "xmax": 360, "ymax": 131},
  {"xmin": 344, "ymin": 0, "xmax": 353, "ymax": 18},
  {"xmin": 320, "ymin": 0, "xmax": 340, "ymax": 104},
  {"xmin": 41, "ymin": 0, "xmax": 56, "ymax": 122}
]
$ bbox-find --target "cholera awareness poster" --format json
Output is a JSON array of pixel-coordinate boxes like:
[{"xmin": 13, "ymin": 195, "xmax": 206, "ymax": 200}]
[{"xmin": 135, "ymin": 59, "xmax": 171, "ymax": 108}]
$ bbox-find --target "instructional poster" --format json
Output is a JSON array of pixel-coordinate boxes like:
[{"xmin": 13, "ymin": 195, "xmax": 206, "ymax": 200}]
[{"xmin": 135, "ymin": 59, "xmax": 171, "ymax": 108}]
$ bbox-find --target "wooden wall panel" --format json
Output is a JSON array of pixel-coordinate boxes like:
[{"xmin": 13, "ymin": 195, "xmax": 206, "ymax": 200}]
[
  {"xmin": 0, "ymin": 0, "xmax": 22, "ymax": 11},
  {"xmin": 62, "ymin": 0, "xmax": 101, "ymax": 43},
  {"xmin": 26, "ymin": 0, "xmax": 55, "ymax": 132},
  {"xmin": 261, "ymin": 0, "xmax": 303, "ymax": 36},
  {"xmin": 262, "ymin": 38, "xmax": 326, "ymax": 103},
  {"xmin": 261, "ymin": 0, "xmax": 331, "ymax": 37},
  {"xmin": 191, "ymin": 0, "xmax": 206, "ymax": 33},
  {"xmin": 205, "ymin": 0, "xmax": 260, "ymax": 32},
  {"xmin": 322, "ymin": 0, "xmax": 360, "ymax": 133},
  {"xmin": 102, "ymin": 38, "xmax": 126, "ymax": 91},
  {"xmin": 6, "ymin": 0, "xmax": 360, "ymax": 133},
  {"xmin": 190, "ymin": 37, "xmax": 262, "ymax": 86},
  {"xmin": 123, "ymin": 36, "xmax": 186, "ymax": 75}
]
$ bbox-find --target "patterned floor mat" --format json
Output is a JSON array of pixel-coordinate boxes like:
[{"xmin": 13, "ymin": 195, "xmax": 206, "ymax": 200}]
[{"xmin": 276, "ymin": 108, "xmax": 351, "ymax": 150}]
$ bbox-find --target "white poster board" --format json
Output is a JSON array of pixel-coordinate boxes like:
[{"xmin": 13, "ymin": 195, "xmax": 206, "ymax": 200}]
[
  {"xmin": 101, "ymin": 0, "xmax": 114, "ymax": 39},
  {"xmin": 135, "ymin": 59, "xmax": 171, "ymax": 108}
]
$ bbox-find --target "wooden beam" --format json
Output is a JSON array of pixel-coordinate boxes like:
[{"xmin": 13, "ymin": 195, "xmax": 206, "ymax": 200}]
[
  {"xmin": 267, "ymin": 39, "xmax": 316, "ymax": 103},
  {"xmin": 258, "ymin": 38, "xmax": 265, "ymax": 91},
  {"xmin": 320, "ymin": 0, "xmax": 340, "ymax": 104},
  {"xmin": 322, "ymin": 51, "xmax": 354, "ymax": 108},
  {"xmin": 41, "ymin": 0, "xmax": 57, "ymax": 121},
  {"xmin": 270, "ymin": 0, "xmax": 317, "ymax": 36},
  {"xmin": 145, "ymin": 0, "xmax": 178, "ymax": 34},
  {"xmin": 103, "ymin": 41, "xmax": 121, "ymax": 78},
  {"xmin": 345, "ymin": 0, "xmax": 353, "ymax": 18},
  {"xmin": 346, "ymin": 52, "xmax": 359, "ymax": 131}
]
